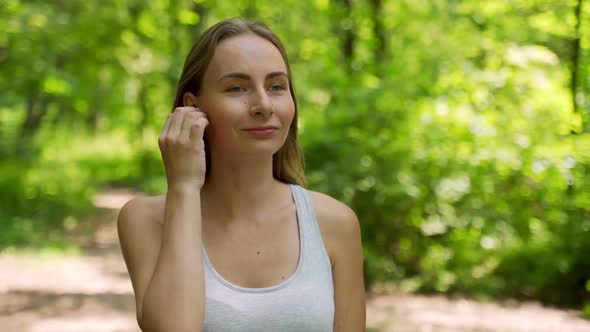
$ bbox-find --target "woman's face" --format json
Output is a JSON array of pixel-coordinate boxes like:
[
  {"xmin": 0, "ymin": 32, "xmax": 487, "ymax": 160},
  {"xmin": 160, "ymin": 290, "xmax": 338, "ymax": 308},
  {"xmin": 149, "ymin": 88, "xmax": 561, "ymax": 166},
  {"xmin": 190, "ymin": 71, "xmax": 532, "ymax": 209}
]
[{"xmin": 196, "ymin": 34, "xmax": 295, "ymax": 158}]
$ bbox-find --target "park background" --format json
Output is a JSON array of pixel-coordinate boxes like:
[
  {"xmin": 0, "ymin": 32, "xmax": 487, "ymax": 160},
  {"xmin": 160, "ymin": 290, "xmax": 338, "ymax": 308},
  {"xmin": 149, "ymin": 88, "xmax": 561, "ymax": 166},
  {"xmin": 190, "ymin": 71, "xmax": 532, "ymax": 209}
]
[{"xmin": 1, "ymin": 0, "xmax": 590, "ymax": 331}]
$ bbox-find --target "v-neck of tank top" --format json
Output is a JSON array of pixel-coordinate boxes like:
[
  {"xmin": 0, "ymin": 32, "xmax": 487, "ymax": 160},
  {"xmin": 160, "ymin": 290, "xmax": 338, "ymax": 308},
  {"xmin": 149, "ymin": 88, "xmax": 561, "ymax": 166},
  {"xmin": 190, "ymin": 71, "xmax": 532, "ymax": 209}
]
[{"xmin": 201, "ymin": 184, "xmax": 305, "ymax": 293}]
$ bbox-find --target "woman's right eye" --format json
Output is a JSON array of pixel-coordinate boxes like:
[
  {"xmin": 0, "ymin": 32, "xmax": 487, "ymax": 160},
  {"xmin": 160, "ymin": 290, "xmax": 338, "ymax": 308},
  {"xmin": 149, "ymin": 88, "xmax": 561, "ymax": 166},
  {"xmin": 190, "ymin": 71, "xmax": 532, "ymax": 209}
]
[{"xmin": 225, "ymin": 86, "xmax": 245, "ymax": 93}]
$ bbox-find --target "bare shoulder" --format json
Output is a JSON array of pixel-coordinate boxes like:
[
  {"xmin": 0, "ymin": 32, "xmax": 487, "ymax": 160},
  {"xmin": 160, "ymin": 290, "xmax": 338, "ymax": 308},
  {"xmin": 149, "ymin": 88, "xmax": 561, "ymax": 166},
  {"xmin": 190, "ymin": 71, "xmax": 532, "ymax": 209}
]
[
  {"xmin": 116, "ymin": 194, "xmax": 166, "ymax": 259},
  {"xmin": 116, "ymin": 194, "xmax": 167, "ymax": 321},
  {"xmin": 117, "ymin": 194, "xmax": 166, "ymax": 228},
  {"xmin": 308, "ymin": 190, "xmax": 359, "ymax": 227},
  {"xmin": 308, "ymin": 190, "xmax": 361, "ymax": 265}
]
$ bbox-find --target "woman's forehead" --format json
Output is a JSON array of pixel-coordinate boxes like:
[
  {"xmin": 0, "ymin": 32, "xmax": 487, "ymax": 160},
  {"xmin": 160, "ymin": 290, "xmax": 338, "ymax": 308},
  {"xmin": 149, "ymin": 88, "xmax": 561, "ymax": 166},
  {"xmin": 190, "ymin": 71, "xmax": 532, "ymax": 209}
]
[{"xmin": 206, "ymin": 34, "xmax": 287, "ymax": 80}]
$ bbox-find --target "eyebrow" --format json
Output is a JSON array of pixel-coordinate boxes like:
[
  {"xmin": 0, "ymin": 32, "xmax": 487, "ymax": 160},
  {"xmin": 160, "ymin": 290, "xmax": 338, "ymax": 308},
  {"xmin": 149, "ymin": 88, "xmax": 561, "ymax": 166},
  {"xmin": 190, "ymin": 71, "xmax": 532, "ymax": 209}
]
[{"xmin": 218, "ymin": 71, "xmax": 288, "ymax": 81}]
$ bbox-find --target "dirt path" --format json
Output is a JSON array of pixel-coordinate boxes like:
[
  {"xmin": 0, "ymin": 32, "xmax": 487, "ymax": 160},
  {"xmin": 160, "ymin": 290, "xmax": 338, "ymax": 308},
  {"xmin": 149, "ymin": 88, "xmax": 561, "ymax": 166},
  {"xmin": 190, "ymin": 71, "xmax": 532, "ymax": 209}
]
[{"xmin": 1, "ymin": 189, "xmax": 589, "ymax": 332}]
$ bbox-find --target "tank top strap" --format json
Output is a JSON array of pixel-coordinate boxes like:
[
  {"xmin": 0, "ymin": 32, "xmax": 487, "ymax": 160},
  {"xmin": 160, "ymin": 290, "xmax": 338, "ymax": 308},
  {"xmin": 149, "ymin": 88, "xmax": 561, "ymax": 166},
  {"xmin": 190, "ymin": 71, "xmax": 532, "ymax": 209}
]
[
  {"xmin": 290, "ymin": 184, "xmax": 313, "ymax": 243},
  {"xmin": 289, "ymin": 184, "xmax": 332, "ymax": 275}
]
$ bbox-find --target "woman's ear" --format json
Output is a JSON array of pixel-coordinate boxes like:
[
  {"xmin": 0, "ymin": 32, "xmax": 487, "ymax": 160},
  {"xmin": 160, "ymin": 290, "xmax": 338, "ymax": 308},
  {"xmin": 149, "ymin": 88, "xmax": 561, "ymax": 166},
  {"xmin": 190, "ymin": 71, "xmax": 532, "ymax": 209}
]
[{"xmin": 183, "ymin": 92, "xmax": 199, "ymax": 107}]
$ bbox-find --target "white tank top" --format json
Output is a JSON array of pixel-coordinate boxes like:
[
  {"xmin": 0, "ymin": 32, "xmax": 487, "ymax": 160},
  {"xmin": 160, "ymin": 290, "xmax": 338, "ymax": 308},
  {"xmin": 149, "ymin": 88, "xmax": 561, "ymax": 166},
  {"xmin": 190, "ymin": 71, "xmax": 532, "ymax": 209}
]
[{"xmin": 201, "ymin": 184, "xmax": 334, "ymax": 331}]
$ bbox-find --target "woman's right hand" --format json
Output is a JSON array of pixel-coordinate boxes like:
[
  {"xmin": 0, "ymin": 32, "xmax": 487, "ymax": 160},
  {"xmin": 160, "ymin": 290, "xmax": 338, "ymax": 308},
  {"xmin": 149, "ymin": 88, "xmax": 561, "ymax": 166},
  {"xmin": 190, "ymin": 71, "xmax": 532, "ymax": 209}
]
[{"xmin": 158, "ymin": 107, "xmax": 209, "ymax": 190}]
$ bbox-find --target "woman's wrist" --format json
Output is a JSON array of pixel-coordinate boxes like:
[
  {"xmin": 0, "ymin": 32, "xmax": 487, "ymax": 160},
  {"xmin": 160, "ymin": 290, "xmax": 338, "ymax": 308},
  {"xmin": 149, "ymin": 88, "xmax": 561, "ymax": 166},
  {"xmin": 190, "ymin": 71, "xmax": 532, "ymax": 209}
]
[{"xmin": 167, "ymin": 182, "xmax": 202, "ymax": 196}]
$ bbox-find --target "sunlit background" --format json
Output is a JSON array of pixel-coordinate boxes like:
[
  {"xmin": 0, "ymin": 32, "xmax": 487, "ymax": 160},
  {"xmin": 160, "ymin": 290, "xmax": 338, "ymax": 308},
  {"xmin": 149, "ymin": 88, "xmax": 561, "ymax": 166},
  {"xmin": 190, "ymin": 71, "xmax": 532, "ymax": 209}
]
[{"xmin": 1, "ymin": 0, "xmax": 590, "ymax": 331}]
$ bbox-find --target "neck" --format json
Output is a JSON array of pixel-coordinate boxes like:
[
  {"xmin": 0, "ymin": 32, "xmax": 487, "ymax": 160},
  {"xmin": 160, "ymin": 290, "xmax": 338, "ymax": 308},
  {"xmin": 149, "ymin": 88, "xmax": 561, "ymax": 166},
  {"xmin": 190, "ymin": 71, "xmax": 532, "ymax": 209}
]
[{"xmin": 201, "ymin": 152, "xmax": 288, "ymax": 225}]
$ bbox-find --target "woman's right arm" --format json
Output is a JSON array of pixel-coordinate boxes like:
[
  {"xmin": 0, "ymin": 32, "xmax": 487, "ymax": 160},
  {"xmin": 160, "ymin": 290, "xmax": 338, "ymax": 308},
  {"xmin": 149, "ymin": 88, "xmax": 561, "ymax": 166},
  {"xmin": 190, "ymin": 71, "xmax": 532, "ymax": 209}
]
[
  {"xmin": 118, "ymin": 188, "xmax": 205, "ymax": 332},
  {"xmin": 118, "ymin": 107, "xmax": 209, "ymax": 332}
]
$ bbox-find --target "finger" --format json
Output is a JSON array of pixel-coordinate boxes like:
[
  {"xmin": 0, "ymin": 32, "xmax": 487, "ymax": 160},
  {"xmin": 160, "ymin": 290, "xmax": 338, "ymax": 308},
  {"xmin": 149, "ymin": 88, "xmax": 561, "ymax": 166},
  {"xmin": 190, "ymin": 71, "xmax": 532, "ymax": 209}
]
[
  {"xmin": 190, "ymin": 117, "xmax": 209, "ymax": 144},
  {"xmin": 175, "ymin": 106, "xmax": 198, "ymax": 113},
  {"xmin": 188, "ymin": 108, "xmax": 207, "ymax": 119},
  {"xmin": 179, "ymin": 108, "xmax": 207, "ymax": 141},
  {"xmin": 177, "ymin": 105, "xmax": 207, "ymax": 119},
  {"xmin": 178, "ymin": 112, "xmax": 198, "ymax": 143},
  {"xmin": 158, "ymin": 114, "xmax": 174, "ymax": 148},
  {"xmin": 191, "ymin": 108, "xmax": 207, "ymax": 119},
  {"xmin": 167, "ymin": 107, "xmax": 193, "ymax": 139}
]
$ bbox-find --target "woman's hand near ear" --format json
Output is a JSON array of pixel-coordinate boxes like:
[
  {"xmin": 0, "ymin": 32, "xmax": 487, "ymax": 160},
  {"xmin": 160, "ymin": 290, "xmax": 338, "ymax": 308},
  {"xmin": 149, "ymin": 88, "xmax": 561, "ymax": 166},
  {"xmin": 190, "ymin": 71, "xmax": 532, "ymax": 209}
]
[{"xmin": 158, "ymin": 107, "xmax": 209, "ymax": 190}]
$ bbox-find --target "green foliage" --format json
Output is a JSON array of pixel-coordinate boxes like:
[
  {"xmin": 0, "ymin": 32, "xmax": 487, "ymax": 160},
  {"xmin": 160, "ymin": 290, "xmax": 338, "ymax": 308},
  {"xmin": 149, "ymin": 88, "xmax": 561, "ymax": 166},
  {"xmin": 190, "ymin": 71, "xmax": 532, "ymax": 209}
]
[{"xmin": 1, "ymin": 0, "xmax": 589, "ymax": 312}]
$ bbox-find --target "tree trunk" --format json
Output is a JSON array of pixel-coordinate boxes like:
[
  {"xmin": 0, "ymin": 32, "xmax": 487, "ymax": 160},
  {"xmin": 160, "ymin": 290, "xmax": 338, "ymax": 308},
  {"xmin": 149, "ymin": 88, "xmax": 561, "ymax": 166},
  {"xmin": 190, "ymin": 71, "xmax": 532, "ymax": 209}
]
[
  {"xmin": 337, "ymin": 0, "xmax": 355, "ymax": 71},
  {"xmin": 17, "ymin": 92, "xmax": 49, "ymax": 154},
  {"xmin": 370, "ymin": 0, "xmax": 386, "ymax": 72},
  {"xmin": 571, "ymin": 0, "xmax": 583, "ymax": 129}
]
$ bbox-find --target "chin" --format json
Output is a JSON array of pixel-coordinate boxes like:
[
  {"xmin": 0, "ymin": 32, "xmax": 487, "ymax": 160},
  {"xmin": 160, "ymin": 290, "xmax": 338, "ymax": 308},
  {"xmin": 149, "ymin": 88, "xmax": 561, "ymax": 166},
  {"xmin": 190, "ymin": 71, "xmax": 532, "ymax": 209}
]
[
  {"xmin": 251, "ymin": 146, "xmax": 283, "ymax": 156},
  {"xmin": 243, "ymin": 142, "xmax": 283, "ymax": 156}
]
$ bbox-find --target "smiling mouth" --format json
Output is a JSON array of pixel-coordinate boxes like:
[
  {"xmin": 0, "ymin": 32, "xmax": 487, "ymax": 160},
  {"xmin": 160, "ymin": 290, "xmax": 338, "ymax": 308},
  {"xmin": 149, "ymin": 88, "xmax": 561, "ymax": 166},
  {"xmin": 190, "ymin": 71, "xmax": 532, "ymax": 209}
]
[
  {"xmin": 242, "ymin": 128, "xmax": 278, "ymax": 137},
  {"xmin": 243, "ymin": 126, "xmax": 279, "ymax": 130}
]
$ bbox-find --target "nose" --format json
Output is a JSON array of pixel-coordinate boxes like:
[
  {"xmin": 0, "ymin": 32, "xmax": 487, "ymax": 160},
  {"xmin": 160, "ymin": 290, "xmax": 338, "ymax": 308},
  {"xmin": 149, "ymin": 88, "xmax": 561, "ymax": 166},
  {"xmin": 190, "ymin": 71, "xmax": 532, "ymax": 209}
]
[{"xmin": 248, "ymin": 88, "xmax": 273, "ymax": 118}]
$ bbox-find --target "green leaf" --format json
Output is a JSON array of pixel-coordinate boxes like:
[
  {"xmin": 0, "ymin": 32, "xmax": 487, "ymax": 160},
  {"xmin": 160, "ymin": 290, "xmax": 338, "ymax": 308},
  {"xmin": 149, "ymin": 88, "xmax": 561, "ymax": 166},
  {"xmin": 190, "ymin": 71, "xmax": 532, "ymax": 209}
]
[
  {"xmin": 42, "ymin": 76, "xmax": 71, "ymax": 96},
  {"xmin": 178, "ymin": 10, "xmax": 199, "ymax": 25}
]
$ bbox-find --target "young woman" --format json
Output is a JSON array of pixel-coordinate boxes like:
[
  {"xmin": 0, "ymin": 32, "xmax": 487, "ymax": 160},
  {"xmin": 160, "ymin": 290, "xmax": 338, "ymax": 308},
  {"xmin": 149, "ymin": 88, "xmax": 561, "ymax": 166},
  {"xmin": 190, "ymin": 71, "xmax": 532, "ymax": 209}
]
[{"xmin": 117, "ymin": 18, "xmax": 365, "ymax": 332}]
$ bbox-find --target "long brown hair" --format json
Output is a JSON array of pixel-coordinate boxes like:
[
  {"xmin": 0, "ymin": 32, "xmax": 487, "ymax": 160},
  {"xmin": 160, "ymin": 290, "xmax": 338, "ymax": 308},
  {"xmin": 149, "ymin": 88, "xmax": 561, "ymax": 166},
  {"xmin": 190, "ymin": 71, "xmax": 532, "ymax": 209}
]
[{"xmin": 172, "ymin": 18, "xmax": 306, "ymax": 187}]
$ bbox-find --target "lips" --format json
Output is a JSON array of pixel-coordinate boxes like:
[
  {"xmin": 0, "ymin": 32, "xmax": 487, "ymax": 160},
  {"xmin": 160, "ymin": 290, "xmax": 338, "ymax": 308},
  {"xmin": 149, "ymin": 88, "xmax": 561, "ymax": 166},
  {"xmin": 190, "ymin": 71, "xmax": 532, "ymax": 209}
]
[
  {"xmin": 243, "ymin": 125, "xmax": 279, "ymax": 130},
  {"xmin": 242, "ymin": 126, "xmax": 279, "ymax": 138}
]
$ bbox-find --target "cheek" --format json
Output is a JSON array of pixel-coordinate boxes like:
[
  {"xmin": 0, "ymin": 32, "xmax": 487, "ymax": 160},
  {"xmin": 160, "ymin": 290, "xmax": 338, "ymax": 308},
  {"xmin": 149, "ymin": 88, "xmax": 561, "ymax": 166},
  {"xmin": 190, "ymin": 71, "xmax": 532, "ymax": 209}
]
[
  {"xmin": 202, "ymin": 101, "xmax": 235, "ymax": 126},
  {"xmin": 281, "ymin": 100, "xmax": 296, "ymax": 123},
  {"xmin": 206, "ymin": 116, "xmax": 232, "ymax": 142},
  {"xmin": 200, "ymin": 108, "xmax": 223, "ymax": 140},
  {"xmin": 202, "ymin": 104, "xmax": 243, "ymax": 142}
]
